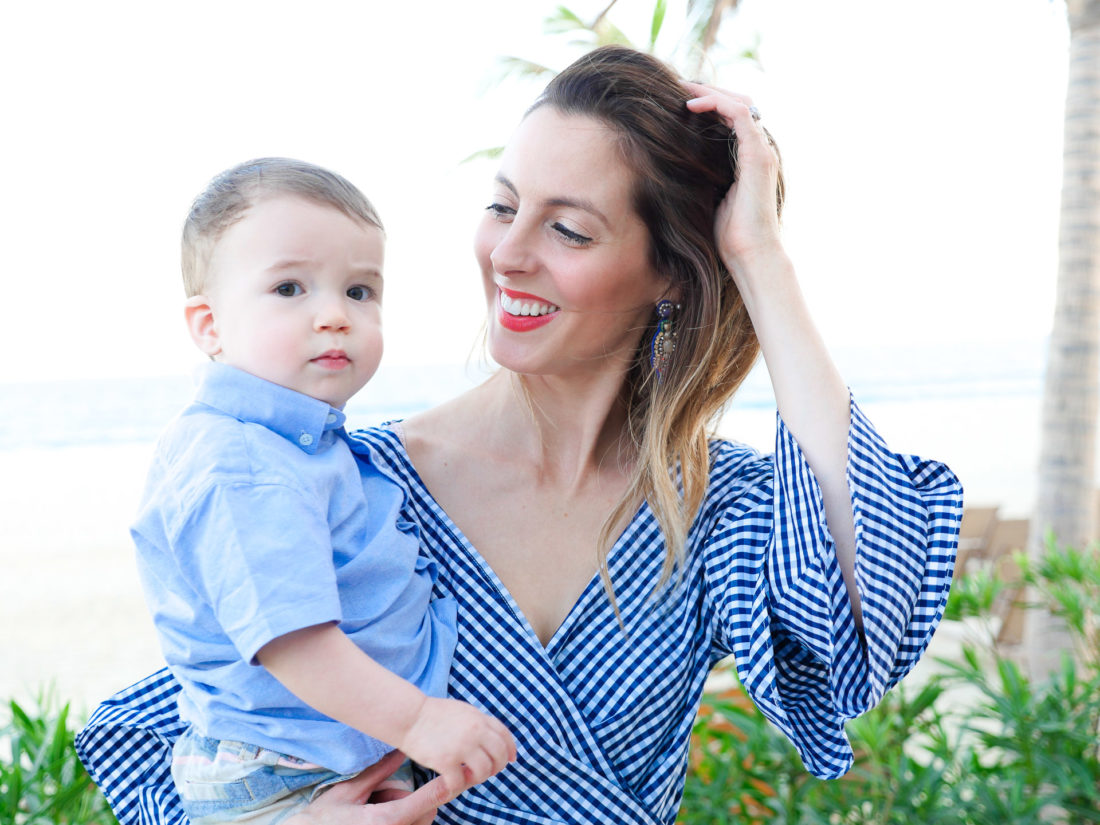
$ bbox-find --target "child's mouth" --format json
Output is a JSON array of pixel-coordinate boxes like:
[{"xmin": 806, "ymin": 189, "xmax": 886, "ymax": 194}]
[{"xmin": 312, "ymin": 351, "xmax": 350, "ymax": 369}]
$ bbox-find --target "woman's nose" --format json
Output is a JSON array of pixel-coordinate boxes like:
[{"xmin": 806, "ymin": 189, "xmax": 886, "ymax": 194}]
[{"xmin": 488, "ymin": 222, "xmax": 534, "ymax": 275}]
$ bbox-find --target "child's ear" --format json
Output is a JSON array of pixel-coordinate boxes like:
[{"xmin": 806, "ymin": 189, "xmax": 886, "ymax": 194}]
[{"xmin": 184, "ymin": 295, "xmax": 221, "ymax": 358}]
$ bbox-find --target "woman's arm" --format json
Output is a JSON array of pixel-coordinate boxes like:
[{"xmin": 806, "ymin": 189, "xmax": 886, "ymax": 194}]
[{"xmin": 686, "ymin": 84, "xmax": 862, "ymax": 629}]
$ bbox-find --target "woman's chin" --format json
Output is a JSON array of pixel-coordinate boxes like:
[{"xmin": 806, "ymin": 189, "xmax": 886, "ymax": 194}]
[
  {"xmin": 488, "ymin": 350, "xmax": 549, "ymax": 378},
  {"xmin": 487, "ymin": 329, "xmax": 545, "ymax": 375}
]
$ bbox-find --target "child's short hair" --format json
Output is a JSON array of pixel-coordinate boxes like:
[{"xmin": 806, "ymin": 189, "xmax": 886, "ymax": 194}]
[{"xmin": 181, "ymin": 158, "xmax": 384, "ymax": 297}]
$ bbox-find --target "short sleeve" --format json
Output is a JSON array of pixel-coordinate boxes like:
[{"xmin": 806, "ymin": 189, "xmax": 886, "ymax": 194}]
[
  {"xmin": 169, "ymin": 481, "xmax": 342, "ymax": 663},
  {"xmin": 703, "ymin": 396, "xmax": 962, "ymax": 779}
]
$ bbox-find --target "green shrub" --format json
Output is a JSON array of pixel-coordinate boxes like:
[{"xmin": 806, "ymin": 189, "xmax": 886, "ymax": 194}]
[
  {"xmin": 0, "ymin": 692, "xmax": 118, "ymax": 825},
  {"xmin": 679, "ymin": 539, "xmax": 1100, "ymax": 824}
]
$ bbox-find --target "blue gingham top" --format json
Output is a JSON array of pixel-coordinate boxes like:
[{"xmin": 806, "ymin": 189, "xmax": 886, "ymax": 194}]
[{"xmin": 76, "ymin": 400, "xmax": 962, "ymax": 825}]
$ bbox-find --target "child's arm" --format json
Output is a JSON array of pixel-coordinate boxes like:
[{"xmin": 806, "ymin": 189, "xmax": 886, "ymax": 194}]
[{"xmin": 256, "ymin": 624, "xmax": 516, "ymax": 793}]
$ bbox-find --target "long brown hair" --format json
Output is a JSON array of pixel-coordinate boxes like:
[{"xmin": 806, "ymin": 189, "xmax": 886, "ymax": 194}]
[{"xmin": 530, "ymin": 46, "xmax": 785, "ymax": 599}]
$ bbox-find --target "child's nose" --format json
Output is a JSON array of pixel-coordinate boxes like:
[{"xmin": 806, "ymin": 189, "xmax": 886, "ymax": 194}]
[{"xmin": 314, "ymin": 297, "xmax": 350, "ymax": 332}]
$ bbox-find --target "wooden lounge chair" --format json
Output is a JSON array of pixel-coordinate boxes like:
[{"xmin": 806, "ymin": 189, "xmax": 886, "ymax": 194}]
[
  {"xmin": 955, "ymin": 505, "xmax": 1000, "ymax": 579},
  {"xmin": 987, "ymin": 518, "xmax": 1031, "ymax": 647}
]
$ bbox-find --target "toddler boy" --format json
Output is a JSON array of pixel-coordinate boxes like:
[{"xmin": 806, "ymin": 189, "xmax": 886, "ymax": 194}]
[{"xmin": 132, "ymin": 158, "xmax": 514, "ymax": 825}]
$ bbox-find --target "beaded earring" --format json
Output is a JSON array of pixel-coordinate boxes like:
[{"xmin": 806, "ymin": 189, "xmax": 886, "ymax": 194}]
[{"xmin": 649, "ymin": 299, "xmax": 679, "ymax": 380}]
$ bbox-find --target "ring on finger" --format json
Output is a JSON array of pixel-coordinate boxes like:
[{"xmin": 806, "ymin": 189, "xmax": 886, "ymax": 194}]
[{"xmin": 748, "ymin": 106, "xmax": 762, "ymax": 122}]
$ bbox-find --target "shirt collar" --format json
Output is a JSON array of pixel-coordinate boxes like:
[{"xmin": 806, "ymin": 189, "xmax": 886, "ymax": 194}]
[{"xmin": 195, "ymin": 363, "xmax": 346, "ymax": 455}]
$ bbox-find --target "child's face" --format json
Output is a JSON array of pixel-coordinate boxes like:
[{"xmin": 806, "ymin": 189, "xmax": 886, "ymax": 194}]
[{"xmin": 189, "ymin": 195, "xmax": 385, "ymax": 408}]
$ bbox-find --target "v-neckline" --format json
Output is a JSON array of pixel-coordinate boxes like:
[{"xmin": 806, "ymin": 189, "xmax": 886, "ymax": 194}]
[{"xmin": 381, "ymin": 425, "xmax": 649, "ymax": 654}]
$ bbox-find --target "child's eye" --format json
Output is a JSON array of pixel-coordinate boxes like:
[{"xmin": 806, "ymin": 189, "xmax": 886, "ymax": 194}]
[
  {"xmin": 274, "ymin": 282, "xmax": 303, "ymax": 297},
  {"xmin": 486, "ymin": 203, "xmax": 516, "ymax": 221},
  {"xmin": 552, "ymin": 222, "xmax": 593, "ymax": 247},
  {"xmin": 346, "ymin": 285, "xmax": 374, "ymax": 302}
]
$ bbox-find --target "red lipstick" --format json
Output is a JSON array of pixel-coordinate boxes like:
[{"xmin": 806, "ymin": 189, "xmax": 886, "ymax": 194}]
[
  {"xmin": 500, "ymin": 287, "xmax": 550, "ymax": 302},
  {"xmin": 496, "ymin": 288, "xmax": 559, "ymax": 333}
]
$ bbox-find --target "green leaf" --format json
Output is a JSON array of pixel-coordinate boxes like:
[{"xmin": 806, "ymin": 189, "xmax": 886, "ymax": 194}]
[
  {"xmin": 594, "ymin": 19, "xmax": 633, "ymax": 49},
  {"xmin": 492, "ymin": 55, "xmax": 556, "ymax": 81},
  {"xmin": 459, "ymin": 146, "xmax": 504, "ymax": 165},
  {"xmin": 648, "ymin": 0, "xmax": 667, "ymax": 51},
  {"xmin": 10, "ymin": 699, "xmax": 35, "ymax": 734},
  {"xmin": 0, "ymin": 692, "xmax": 119, "ymax": 825},
  {"xmin": 543, "ymin": 4, "xmax": 586, "ymax": 33}
]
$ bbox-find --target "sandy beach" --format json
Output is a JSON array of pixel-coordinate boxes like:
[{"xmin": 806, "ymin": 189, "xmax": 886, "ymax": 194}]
[
  {"xmin": 1, "ymin": 444, "xmax": 164, "ymax": 713},
  {"xmin": 0, "ymin": 391, "xmax": 1042, "ymax": 714}
]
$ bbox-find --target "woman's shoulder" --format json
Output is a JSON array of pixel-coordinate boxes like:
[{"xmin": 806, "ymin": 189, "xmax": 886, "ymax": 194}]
[
  {"xmin": 399, "ymin": 384, "xmax": 500, "ymax": 467},
  {"xmin": 707, "ymin": 436, "xmax": 772, "ymax": 484},
  {"xmin": 347, "ymin": 390, "xmax": 488, "ymax": 487},
  {"xmin": 698, "ymin": 435, "xmax": 775, "ymax": 518}
]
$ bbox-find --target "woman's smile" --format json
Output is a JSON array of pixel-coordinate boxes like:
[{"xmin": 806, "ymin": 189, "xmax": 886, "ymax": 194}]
[
  {"xmin": 497, "ymin": 287, "xmax": 561, "ymax": 332},
  {"xmin": 499, "ymin": 288, "xmax": 560, "ymax": 317},
  {"xmin": 477, "ymin": 107, "xmax": 667, "ymax": 374}
]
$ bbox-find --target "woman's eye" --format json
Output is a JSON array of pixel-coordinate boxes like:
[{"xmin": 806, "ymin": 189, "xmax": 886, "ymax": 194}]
[
  {"xmin": 274, "ymin": 282, "xmax": 303, "ymax": 297},
  {"xmin": 346, "ymin": 285, "xmax": 373, "ymax": 302},
  {"xmin": 486, "ymin": 202, "xmax": 515, "ymax": 221},
  {"xmin": 552, "ymin": 222, "xmax": 593, "ymax": 246}
]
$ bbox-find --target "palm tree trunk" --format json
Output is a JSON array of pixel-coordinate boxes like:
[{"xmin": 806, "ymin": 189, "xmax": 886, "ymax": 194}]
[
  {"xmin": 589, "ymin": 0, "xmax": 620, "ymax": 30},
  {"xmin": 1025, "ymin": 0, "xmax": 1100, "ymax": 679},
  {"xmin": 689, "ymin": 0, "xmax": 740, "ymax": 77}
]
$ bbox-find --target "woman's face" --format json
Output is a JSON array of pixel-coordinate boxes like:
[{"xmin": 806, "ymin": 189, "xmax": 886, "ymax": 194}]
[{"xmin": 475, "ymin": 106, "xmax": 669, "ymax": 379}]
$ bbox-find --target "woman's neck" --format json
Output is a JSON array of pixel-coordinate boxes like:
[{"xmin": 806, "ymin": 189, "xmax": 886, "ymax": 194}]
[{"xmin": 478, "ymin": 368, "xmax": 635, "ymax": 490}]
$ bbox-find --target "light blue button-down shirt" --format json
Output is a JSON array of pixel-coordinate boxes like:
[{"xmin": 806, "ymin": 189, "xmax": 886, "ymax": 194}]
[{"xmin": 132, "ymin": 363, "xmax": 457, "ymax": 775}]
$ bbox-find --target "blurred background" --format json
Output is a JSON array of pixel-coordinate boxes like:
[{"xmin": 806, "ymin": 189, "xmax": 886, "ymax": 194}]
[{"xmin": 0, "ymin": 0, "xmax": 1074, "ymax": 709}]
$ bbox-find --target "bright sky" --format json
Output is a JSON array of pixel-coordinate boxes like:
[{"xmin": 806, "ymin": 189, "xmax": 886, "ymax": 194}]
[{"xmin": 0, "ymin": 0, "xmax": 1069, "ymax": 385}]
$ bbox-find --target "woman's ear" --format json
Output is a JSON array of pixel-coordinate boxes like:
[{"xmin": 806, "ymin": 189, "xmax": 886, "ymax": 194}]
[
  {"xmin": 660, "ymin": 280, "xmax": 682, "ymax": 305},
  {"xmin": 184, "ymin": 295, "xmax": 221, "ymax": 358}
]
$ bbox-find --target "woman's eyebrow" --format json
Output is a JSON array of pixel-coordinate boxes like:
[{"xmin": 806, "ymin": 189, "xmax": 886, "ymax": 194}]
[{"xmin": 495, "ymin": 173, "xmax": 610, "ymax": 228}]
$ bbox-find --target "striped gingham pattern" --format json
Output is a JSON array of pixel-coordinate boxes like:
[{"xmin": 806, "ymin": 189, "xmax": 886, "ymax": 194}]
[{"xmin": 76, "ymin": 399, "xmax": 961, "ymax": 825}]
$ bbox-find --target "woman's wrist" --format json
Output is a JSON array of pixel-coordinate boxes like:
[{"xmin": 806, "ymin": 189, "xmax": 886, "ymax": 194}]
[{"xmin": 724, "ymin": 243, "xmax": 796, "ymax": 312}]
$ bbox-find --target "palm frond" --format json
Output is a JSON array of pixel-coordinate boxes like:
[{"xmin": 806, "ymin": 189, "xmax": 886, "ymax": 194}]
[
  {"xmin": 544, "ymin": 4, "xmax": 588, "ymax": 34},
  {"xmin": 479, "ymin": 55, "xmax": 557, "ymax": 93},
  {"xmin": 595, "ymin": 18, "xmax": 634, "ymax": 49},
  {"xmin": 736, "ymin": 35, "xmax": 763, "ymax": 70},
  {"xmin": 494, "ymin": 55, "xmax": 556, "ymax": 79},
  {"xmin": 460, "ymin": 146, "xmax": 505, "ymax": 165},
  {"xmin": 649, "ymin": 0, "xmax": 668, "ymax": 52}
]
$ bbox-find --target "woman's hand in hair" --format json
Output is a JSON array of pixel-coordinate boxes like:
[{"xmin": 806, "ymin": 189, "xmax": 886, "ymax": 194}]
[
  {"xmin": 683, "ymin": 81, "xmax": 784, "ymax": 281},
  {"xmin": 685, "ymin": 84, "xmax": 860, "ymax": 632}
]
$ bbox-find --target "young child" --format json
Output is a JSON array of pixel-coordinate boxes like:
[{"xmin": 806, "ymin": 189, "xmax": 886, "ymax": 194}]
[{"xmin": 132, "ymin": 158, "xmax": 515, "ymax": 824}]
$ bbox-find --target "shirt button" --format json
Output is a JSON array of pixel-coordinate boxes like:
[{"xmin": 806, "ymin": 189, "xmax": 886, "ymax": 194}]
[
  {"xmin": 327, "ymin": 413, "xmax": 338, "ymax": 424},
  {"xmin": 299, "ymin": 433, "xmax": 314, "ymax": 447}
]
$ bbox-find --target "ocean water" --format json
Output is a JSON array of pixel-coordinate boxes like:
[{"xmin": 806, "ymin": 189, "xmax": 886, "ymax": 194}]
[
  {"xmin": 0, "ymin": 339, "xmax": 1055, "ymax": 708},
  {"xmin": 0, "ymin": 339, "xmax": 1051, "ymax": 528},
  {"xmin": 0, "ymin": 339, "xmax": 1043, "ymax": 452}
]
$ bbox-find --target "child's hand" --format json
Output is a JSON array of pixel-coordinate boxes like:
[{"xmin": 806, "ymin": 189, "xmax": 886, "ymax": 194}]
[{"xmin": 398, "ymin": 697, "xmax": 517, "ymax": 794}]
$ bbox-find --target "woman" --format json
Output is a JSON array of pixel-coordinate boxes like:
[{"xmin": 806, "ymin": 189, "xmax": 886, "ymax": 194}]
[{"xmin": 77, "ymin": 46, "xmax": 961, "ymax": 825}]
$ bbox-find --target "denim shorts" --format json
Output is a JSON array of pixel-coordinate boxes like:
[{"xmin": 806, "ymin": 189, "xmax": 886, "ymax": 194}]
[{"xmin": 171, "ymin": 729, "xmax": 354, "ymax": 825}]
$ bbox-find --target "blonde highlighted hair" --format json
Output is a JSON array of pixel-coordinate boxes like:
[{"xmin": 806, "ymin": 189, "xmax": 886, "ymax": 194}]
[
  {"xmin": 531, "ymin": 46, "xmax": 785, "ymax": 599},
  {"xmin": 181, "ymin": 157, "xmax": 384, "ymax": 297}
]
